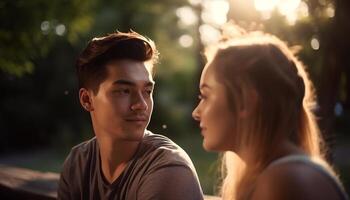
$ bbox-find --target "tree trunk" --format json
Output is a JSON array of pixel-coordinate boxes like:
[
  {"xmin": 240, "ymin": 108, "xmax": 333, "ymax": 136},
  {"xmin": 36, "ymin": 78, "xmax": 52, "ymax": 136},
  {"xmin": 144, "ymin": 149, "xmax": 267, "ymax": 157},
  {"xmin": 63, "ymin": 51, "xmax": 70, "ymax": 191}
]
[{"xmin": 317, "ymin": 0, "xmax": 350, "ymax": 160}]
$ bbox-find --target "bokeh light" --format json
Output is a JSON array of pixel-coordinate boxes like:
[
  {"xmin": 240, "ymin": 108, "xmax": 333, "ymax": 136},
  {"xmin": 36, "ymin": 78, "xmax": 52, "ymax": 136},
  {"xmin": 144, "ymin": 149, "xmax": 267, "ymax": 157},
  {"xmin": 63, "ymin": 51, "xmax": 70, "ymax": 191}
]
[
  {"xmin": 311, "ymin": 37, "xmax": 320, "ymax": 50},
  {"xmin": 179, "ymin": 34, "xmax": 194, "ymax": 48},
  {"xmin": 41, "ymin": 21, "xmax": 50, "ymax": 34},
  {"xmin": 326, "ymin": 5, "xmax": 335, "ymax": 18},
  {"xmin": 55, "ymin": 24, "xmax": 66, "ymax": 36},
  {"xmin": 176, "ymin": 6, "xmax": 198, "ymax": 26}
]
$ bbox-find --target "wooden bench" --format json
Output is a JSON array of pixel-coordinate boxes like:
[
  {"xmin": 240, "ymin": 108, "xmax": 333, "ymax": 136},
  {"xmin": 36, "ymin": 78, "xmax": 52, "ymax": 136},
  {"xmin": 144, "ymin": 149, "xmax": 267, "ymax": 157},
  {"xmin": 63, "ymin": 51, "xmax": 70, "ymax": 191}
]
[
  {"xmin": 0, "ymin": 164, "xmax": 220, "ymax": 199},
  {"xmin": 0, "ymin": 164, "xmax": 59, "ymax": 199}
]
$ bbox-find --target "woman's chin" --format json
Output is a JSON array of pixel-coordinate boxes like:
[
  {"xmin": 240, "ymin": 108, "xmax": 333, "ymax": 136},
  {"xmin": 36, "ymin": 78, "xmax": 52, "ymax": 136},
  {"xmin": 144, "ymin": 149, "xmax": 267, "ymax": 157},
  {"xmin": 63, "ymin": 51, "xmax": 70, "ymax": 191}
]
[{"xmin": 203, "ymin": 139, "xmax": 218, "ymax": 152}]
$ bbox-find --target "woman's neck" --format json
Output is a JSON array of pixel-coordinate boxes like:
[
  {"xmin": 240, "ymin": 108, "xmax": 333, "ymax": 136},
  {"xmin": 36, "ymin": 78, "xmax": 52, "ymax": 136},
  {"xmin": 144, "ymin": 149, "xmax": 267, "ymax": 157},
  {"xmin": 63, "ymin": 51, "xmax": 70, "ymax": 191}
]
[{"xmin": 267, "ymin": 140, "xmax": 306, "ymax": 165}]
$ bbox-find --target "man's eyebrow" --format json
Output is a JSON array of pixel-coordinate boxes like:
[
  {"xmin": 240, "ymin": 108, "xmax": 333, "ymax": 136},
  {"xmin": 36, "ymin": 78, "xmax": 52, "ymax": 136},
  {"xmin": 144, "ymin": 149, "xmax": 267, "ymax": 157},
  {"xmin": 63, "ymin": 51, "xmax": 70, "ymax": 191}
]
[
  {"xmin": 113, "ymin": 79, "xmax": 135, "ymax": 86},
  {"xmin": 112, "ymin": 79, "xmax": 155, "ymax": 87}
]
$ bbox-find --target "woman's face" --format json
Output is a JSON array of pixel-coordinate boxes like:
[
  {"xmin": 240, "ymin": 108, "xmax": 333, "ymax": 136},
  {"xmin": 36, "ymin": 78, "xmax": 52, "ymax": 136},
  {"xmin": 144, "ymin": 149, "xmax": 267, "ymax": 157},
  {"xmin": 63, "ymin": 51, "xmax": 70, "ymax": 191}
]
[{"xmin": 192, "ymin": 62, "xmax": 237, "ymax": 152}]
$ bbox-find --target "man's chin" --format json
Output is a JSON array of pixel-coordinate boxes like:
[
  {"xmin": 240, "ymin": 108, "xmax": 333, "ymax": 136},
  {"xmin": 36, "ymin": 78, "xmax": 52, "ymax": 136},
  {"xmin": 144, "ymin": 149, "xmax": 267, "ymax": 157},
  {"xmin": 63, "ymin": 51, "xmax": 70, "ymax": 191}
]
[{"xmin": 122, "ymin": 129, "xmax": 145, "ymax": 141}]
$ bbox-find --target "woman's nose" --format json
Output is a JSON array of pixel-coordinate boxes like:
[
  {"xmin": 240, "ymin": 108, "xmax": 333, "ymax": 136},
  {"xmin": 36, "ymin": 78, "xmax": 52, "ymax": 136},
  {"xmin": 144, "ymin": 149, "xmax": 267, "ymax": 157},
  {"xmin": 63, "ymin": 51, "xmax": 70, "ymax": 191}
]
[{"xmin": 192, "ymin": 105, "xmax": 200, "ymax": 121}]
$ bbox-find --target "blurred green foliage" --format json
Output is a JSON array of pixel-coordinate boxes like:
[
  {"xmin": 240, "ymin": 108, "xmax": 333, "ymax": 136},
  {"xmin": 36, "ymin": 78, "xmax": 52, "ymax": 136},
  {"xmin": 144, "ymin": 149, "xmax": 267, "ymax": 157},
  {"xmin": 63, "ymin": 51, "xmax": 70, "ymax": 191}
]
[{"xmin": 0, "ymin": 0, "xmax": 94, "ymax": 76}]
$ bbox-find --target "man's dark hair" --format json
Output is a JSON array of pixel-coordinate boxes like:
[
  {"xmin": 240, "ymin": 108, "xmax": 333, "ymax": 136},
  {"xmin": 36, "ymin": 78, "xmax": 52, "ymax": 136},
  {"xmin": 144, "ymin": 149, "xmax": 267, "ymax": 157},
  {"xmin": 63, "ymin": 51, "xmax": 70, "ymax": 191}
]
[{"xmin": 76, "ymin": 31, "xmax": 159, "ymax": 92}]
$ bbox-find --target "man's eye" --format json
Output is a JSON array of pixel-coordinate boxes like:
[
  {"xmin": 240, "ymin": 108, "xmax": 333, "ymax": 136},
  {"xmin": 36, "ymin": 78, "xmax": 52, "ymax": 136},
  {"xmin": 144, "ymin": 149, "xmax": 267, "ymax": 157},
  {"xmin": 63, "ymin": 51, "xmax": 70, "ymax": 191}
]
[
  {"xmin": 114, "ymin": 89, "xmax": 130, "ymax": 94},
  {"xmin": 143, "ymin": 87, "xmax": 153, "ymax": 95}
]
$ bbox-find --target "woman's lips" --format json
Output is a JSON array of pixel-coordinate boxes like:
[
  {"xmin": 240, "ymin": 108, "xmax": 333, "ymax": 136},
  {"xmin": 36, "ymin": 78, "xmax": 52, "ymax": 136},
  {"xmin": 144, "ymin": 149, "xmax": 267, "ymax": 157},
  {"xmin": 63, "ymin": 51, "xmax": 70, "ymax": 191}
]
[{"xmin": 200, "ymin": 126, "xmax": 206, "ymax": 135}]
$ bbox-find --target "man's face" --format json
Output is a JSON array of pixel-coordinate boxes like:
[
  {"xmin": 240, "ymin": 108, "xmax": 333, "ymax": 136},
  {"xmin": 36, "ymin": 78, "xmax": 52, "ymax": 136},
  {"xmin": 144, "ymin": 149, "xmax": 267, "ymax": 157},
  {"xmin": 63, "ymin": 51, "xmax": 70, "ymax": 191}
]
[{"xmin": 87, "ymin": 59, "xmax": 154, "ymax": 141}]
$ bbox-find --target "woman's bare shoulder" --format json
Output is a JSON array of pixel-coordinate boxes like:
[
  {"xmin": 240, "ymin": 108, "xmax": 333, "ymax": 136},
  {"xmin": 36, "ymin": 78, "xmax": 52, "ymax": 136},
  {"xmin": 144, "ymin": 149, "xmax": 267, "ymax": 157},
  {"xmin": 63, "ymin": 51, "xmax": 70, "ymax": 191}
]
[{"xmin": 250, "ymin": 161, "xmax": 341, "ymax": 200}]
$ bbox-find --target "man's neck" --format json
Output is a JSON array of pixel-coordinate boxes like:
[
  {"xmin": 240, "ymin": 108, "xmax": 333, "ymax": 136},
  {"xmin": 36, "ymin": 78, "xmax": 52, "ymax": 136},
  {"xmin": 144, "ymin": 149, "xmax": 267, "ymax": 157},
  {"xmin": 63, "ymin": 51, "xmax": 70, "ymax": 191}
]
[{"xmin": 96, "ymin": 135, "xmax": 141, "ymax": 184}]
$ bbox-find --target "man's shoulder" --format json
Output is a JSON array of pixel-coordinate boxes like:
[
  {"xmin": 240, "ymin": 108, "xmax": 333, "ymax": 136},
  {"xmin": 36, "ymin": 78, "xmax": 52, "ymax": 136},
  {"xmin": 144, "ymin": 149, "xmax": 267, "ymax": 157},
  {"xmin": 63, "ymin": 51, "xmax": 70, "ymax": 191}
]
[
  {"xmin": 65, "ymin": 137, "xmax": 97, "ymax": 164},
  {"xmin": 71, "ymin": 136, "xmax": 97, "ymax": 150},
  {"xmin": 140, "ymin": 131, "xmax": 194, "ymax": 169},
  {"xmin": 142, "ymin": 131, "xmax": 178, "ymax": 148},
  {"xmin": 134, "ymin": 131, "xmax": 203, "ymax": 199},
  {"xmin": 142, "ymin": 131, "xmax": 184, "ymax": 154}
]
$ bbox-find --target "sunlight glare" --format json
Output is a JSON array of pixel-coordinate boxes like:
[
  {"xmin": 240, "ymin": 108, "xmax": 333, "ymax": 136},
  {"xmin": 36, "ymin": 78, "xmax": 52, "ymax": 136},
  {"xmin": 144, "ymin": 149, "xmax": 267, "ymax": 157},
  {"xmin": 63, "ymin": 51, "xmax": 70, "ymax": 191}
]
[
  {"xmin": 254, "ymin": 0, "xmax": 279, "ymax": 12},
  {"xmin": 261, "ymin": 11, "xmax": 272, "ymax": 20},
  {"xmin": 188, "ymin": 0, "xmax": 202, "ymax": 6},
  {"xmin": 255, "ymin": 0, "xmax": 305, "ymax": 25},
  {"xmin": 277, "ymin": 0, "xmax": 301, "ymax": 16},
  {"xmin": 286, "ymin": 12, "xmax": 297, "ymax": 25},
  {"xmin": 297, "ymin": 1, "xmax": 309, "ymax": 18},
  {"xmin": 199, "ymin": 24, "xmax": 221, "ymax": 45},
  {"xmin": 202, "ymin": 0, "xmax": 229, "ymax": 26}
]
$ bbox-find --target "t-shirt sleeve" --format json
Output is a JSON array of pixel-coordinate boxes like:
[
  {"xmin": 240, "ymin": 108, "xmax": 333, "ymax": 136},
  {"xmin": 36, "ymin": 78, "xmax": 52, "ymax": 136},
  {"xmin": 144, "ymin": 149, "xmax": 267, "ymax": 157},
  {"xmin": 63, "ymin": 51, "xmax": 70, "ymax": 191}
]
[
  {"xmin": 137, "ymin": 165, "xmax": 204, "ymax": 200},
  {"xmin": 57, "ymin": 153, "xmax": 73, "ymax": 200}
]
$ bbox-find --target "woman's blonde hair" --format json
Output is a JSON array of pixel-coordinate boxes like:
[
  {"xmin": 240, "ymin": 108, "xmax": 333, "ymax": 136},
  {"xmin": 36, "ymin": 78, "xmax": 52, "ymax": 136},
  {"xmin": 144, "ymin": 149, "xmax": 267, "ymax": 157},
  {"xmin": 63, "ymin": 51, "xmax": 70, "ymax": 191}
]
[{"xmin": 205, "ymin": 28, "xmax": 335, "ymax": 200}]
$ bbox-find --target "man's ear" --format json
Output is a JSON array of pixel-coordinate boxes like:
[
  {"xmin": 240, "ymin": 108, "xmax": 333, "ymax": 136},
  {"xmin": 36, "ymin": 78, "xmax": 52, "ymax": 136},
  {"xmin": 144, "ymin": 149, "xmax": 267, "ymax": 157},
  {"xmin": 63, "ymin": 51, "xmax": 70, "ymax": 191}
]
[{"xmin": 79, "ymin": 88, "xmax": 94, "ymax": 112}]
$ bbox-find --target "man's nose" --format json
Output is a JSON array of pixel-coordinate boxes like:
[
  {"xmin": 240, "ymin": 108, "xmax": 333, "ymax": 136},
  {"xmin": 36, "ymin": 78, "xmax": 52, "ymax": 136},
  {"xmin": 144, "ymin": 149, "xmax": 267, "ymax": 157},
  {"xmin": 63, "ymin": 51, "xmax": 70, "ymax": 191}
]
[{"xmin": 131, "ymin": 92, "xmax": 148, "ymax": 111}]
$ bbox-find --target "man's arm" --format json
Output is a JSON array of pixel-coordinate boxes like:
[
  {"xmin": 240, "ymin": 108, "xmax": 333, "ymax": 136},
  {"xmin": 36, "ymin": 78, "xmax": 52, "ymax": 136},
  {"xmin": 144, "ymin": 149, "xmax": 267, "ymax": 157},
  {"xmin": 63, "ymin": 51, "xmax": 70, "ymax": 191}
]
[
  {"xmin": 137, "ymin": 165, "xmax": 204, "ymax": 200},
  {"xmin": 57, "ymin": 155, "xmax": 73, "ymax": 200}
]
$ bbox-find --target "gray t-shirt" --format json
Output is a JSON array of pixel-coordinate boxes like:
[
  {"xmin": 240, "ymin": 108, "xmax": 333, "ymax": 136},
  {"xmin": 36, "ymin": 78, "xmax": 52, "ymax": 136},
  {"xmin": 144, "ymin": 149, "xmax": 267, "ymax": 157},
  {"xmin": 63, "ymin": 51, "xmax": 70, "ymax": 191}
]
[{"xmin": 57, "ymin": 131, "xmax": 204, "ymax": 200}]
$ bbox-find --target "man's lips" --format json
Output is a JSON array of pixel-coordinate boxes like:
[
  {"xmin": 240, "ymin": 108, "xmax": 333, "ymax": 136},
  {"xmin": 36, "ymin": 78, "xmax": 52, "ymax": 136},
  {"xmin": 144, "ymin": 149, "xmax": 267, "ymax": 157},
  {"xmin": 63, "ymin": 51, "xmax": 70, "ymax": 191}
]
[
  {"xmin": 125, "ymin": 119, "xmax": 147, "ymax": 122},
  {"xmin": 125, "ymin": 117, "xmax": 148, "ymax": 126},
  {"xmin": 124, "ymin": 116, "xmax": 148, "ymax": 122}
]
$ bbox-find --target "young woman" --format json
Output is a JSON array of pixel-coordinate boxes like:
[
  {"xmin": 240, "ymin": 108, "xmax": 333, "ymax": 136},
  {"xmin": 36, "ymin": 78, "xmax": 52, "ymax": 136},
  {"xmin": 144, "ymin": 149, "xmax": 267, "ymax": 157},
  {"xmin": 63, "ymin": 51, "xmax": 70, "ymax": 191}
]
[{"xmin": 192, "ymin": 30, "xmax": 349, "ymax": 200}]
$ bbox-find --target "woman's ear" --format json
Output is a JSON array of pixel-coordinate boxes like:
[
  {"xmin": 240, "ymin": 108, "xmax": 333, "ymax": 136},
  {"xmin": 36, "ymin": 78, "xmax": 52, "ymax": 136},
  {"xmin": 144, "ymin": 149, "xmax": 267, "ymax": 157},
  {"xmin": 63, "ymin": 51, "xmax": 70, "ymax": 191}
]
[
  {"xmin": 79, "ymin": 88, "xmax": 94, "ymax": 112},
  {"xmin": 239, "ymin": 89, "xmax": 258, "ymax": 118}
]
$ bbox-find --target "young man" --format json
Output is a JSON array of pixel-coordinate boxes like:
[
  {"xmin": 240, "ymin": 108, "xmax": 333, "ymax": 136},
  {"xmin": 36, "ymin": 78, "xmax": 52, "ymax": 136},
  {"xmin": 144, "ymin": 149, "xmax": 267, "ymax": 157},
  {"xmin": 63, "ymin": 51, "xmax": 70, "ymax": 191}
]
[{"xmin": 58, "ymin": 31, "xmax": 203, "ymax": 200}]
